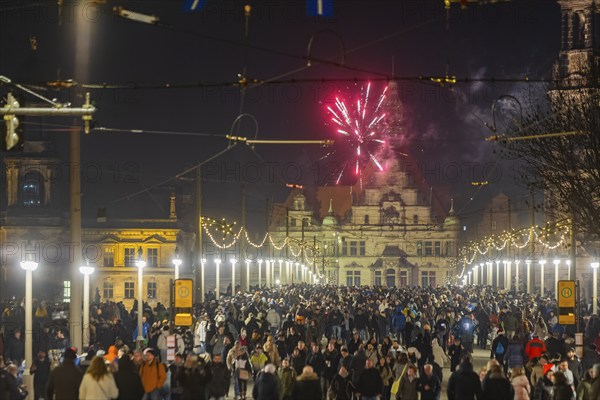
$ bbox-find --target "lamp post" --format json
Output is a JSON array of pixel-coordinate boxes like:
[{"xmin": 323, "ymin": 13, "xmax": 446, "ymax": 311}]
[
  {"xmin": 487, "ymin": 262, "xmax": 493, "ymax": 286},
  {"xmin": 495, "ymin": 261, "xmax": 501, "ymax": 288},
  {"xmin": 266, "ymin": 260, "xmax": 271, "ymax": 288},
  {"xmin": 200, "ymin": 258, "xmax": 206, "ymax": 303},
  {"xmin": 278, "ymin": 260, "xmax": 283, "ymax": 285},
  {"xmin": 539, "ymin": 259, "xmax": 547, "ymax": 295},
  {"xmin": 591, "ymin": 262, "xmax": 599, "ymax": 315},
  {"xmin": 505, "ymin": 260, "xmax": 512, "ymax": 290},
  {"xmin": 231, "ymin": 258, "xmax": 236, "ymax": 295},
  {"xmin": 215, "ymin": 258, "xmax": 221, "ymax": 300},
  {"xmin": 526, "ymin": 260, "xmax": 532, "ymax": 294},
  {"xmin": 79, "ymin": 264, "xmax": 94, "ymax": 349},
  {"xmin": 514, "ymin": 260, "xmax": 520, "ymax": 292},
  {"xmin": 172, "ymin": 247, "xmax": 182, "ymax": 280},
  {"xmin": 136, "ymin": 247, "xmax": 146, "ymax": 342},
  {"xmin": 258, "ymin": 259, "xmax": 263, "ymax": 288},
  {"xmin": 245, "ymin": 260, "xmax": 251, "ymax": 292},
  {"xmin": 302, "ymin": 264, "xmax": 306, "ymax": 283},
  {"xmin": 553, "ymin": 259, "xmax": 560, "ymax": 300},
  {"xmin": 20, "ymin": 259, "xmax": 38, "ymax": 386},
  {"xmin": 566, "ymin": 260, "xmax": 571, "ymax": 280},
  {"xmin": 480, "ymin": 263, "xmax": 484, "ymax": 285},
  {"xmin": 468, "ymin": 270, "xmax": 472, "ymax": 285},
  {"xmin": 295, "ymin": 262, "xmax": 299, "ymax": 283}
]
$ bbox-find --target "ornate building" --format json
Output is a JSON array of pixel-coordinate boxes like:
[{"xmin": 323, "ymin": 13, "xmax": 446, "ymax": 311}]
[
  {"xmin": 269, "ymin": 157, "xmax": 460, "ymax": 287},
  {"xmin": 0, "ymin": 140, "xmax": 193, "ymax": 308}
]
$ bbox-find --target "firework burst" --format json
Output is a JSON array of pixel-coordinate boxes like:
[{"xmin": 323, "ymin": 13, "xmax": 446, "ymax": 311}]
[{"xmin": 326, "ymin": 83, "xmax": 388, "ymax": 184}]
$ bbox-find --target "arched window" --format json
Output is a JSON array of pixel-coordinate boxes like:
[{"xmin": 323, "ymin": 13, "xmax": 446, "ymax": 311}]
[
  {"xmin": 21, "ymin": 171, "xmax": 44, "ymax": 207},
  {"xmin": 386, "ymin": 268, "xmax": 396, "ymax": 287}
]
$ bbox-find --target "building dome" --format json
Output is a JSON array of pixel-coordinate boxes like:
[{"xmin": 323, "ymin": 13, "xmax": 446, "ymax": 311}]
[{"xmin": 322, "ymin": 199, "xmax": 338, "ymax": 226}]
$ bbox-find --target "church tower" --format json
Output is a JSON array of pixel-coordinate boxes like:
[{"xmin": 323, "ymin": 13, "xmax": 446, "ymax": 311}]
[{"xmin": 552, "ymin": 0, "xmax": 600, "ymax": 90}]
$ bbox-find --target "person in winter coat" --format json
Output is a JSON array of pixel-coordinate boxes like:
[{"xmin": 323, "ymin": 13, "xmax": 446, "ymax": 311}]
[
  {"xmin": 233, "ymin": 350, "xmax": 252, "ymax": 400},
  {"xmin": 533, "ymin": 366, "xmax": 554, "ymax": 400},
  {"xmin": 552, "ymin": 371, "xmax": 574, "ymax": 400},
  {"xmin": 481, "ymin": 364, "xmax": 514, "ymax": 400},
  {"xmin": 30, "ymin": 350, "xmax": 50, "ymax": 400},
  {"xmin": 491, "ymin": 329, "xmax": 509, "ymax": 366},
  {"xmin": 525, "ymin": 335, "xmax": 547, "ymax": 362},
  {"xmin": 156, "ymin": 326, "xmax": 170, "ymax": 363},
  {"xmin": 278, "ymin": 358, "xmax": 296, "ymax": 400},
  {"xmin": 510, "ymin": 367, "xmax": 531, "ymax": 400},
  {"xmin": 46, "ymin": 347, "xmax": 83, "ymax": 400},
  {"xmin": 575, "ymin": 366, "xmax": 596, "ymax": 400},
  {"xmin": 104, "ymin": 345, "xmax": 119, "ymax": 364},
  {"xmin": 139, "ymin": 348, "xmax": 166, "ymax": 399},
  {"xmin": 505, "ymin": 336, "xmax": 526, "ymax": 369},
  {"xmin": 396, "ymin": 365, "xmax": 418, "ymax": 400},
  {"xmin": 447, "ymin": 356, "xmax": 482, "ymax": 400},
  {"xmin": 253, "ymin": 364, "xmax": 279, "ymax": 400},
  {"xmin": 266, "ymin": 308, "xmax": 282, "ymax": 336},
  {"xmin": 79, "ymin": 356, "xmax": 119, "ymax": 400},
  {"xmin": 447, "ymin": 338, "xmax": 464, "ymax": 372},
  {"xmin": 417, "ymin": 364, "xmax": 441, "ymax": 400},
  {"xmin": 114, "ymin": 355, "xmax": 145, "ymax": 400},
  {"xmin": 305, "ymin": 343, "xmax": 326, "ymax": 379},
  {"xmin": 178, "ymin": 353, "xmax": 212, "ymax": 400},
  {"xmin": 264, "ymin": 335, "xmax": 282, "ymax": 368},
  {"xmin": 5, "ymin": 330, "xmax": 24, "ymax": 366},
  {"xmin": 377, "ymin": 357, "xmax": 393, "ymax": 400},
  {"xmin": 431, "ymin": 339, "xmax": 449, "ymax": 368},
  {"xmin": 208, "ymin": 354, "xmax": 229, "ymax": 400},
  {"xmin": 3, "ymin": 364, "xmax": 26, "ymax": 400},
  {"xmin": 292, "ymin": 365, "xmax": 322, "ymax": 400},
  {"xmin": 328, "ymin": 365, "xmax": 354, "ymax": 400}
]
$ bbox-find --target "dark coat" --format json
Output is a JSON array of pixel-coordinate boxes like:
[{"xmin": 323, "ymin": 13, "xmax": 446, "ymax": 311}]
[
  {"xmin": 417, "ymin": 373, "xmax": 441, "ymax": 400},
  {"xmin": 447, "ymin": 362, "xmax": 482, "ymax": 400},
  {"xmin": 481, "ymin": 372, "xmax": 514, "ymax": 400},
  {"xmin": 5, "ymin": 337, "xmax": 24, "ymax": 364},
  {"xmin": 30, "ymin": 357, "xmax": 51, "ymax": 389},
  {"xmin": 114, "ymin": 356, "xmax": 144, "ymax": 400},
  {"xmin": 178, "ymin": 364, "xmax": 212, "ymax": 400},
  {"xmin": 208, "ymin": 362, "xmax": 229, "ymax": 398},
  {"xmin": 551, "ymin": 383, "xmax": 573, "ymax": 400},
  {"xmin": 3, "ymin": 373, "xmax": 24, "ymax": 400},
  {"xmin": 291, "ymin": 372, "xmax": 322, "ymax": 400},
  {"xmin": 306, "ymin": 350, "xmax": 327, "ymax": 378},
  {"xmin": 45, "ymin": 359, "xmax": 83, "ymax": 400},
  {"xmin": 328, "ymin": 374, "xmax": 354, "ymax": 400},
  {"xmin": 357, "ymin": 367, "xmax": 383, "ymax": 397},
  {"xmin": 253, "ymin": 372, "xmax": 279, "ymax": 400}
]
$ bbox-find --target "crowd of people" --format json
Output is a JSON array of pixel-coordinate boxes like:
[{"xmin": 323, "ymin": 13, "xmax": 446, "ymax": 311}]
[{"xmin": 1, "ymin": 283, "xmax": 600, "ymax": 400}]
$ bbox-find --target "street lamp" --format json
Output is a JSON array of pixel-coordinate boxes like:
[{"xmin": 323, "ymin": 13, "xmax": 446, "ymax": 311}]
[
  {"xmin": 20, "ymin": 258, "xmax": 38, "ymax": 387},
  {"xmin": 78, "ymin": 263, "xmax": 94, "ymax": 349},
  {"xmin": 258, "ymin": 259, "xmax": 263, "ymax": 288},
  {"xmin": 302, "ymin": 264, "xmax": 306, "ymax": 283},
  {"xmin": 539, "ymin": 259, "xmax": 547, "ymax": 295},
  {"xmin": 215, "ymin": 258, "xmax": 221, "ymax": 300},
  {"xmin": 553, "ymin": 259, "xmax": 560, "ymax": 300},
  {"xmin": 295, "ymin": 262, "xmax": 299, "ymax": 283},
  {"xmin": 479, "ymin": 263, "xmax": 484, "ymax": 285},
  {"xmin": 505, "ymin": 260, "xmax": 512, "ymax": 290},
  {"xmin": 495, "ymin": 260, "xmax": 501, "ymax": 287},
  {"xmin": 135, "ymin": 247, "xmax": 146, "ymax": 342},
  {"xmin": 591, "ymin": 262, "xmax": 599, "ymax": 315},
  {"xmin": 245, "ymin": 259, "xmax": 251, "ymax": 292},
  {"xmin": 266, "ymin": 260, "xmax": 271, "ymax": 288},
  {"xmin": 526, "ymin": 260, "xmax": 532, "ymax": 294},
  {"xmin": 468, "ymin": 270, "xmax": 472, "ymax": 285},
  {"xmin": 514, "ymin": 260, "xmax": 520, "ymax": 292},
  {"xmin": 278, "ymin": 260, "xmax": 283, "ymax": 285},
  {"xmin": 200, "ymin": 258, "xmax": 206, "ymax": 303},
  {"xmin": 566, "ymin": 259, "xmax": 571, "ymax": 280},
  {"xmin": 172, "ymin": 247, "xmax": 182, "ymax": 280},
  {"xmin": 231, "ymin": 258, "xmax": 236, "ymax": 295},
  {"xmin": 486, "ymin": 262, "xmax": 493, "ymax": 286}
]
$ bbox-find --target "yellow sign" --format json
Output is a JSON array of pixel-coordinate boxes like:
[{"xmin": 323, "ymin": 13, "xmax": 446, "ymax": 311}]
[
  {"xmin": 175, "ymin": 313, "xmax": 193, "ymax": 326},
  {"xmin": 559, "ymin": 312, "xmax": 576, "ymax": 325},
  {"xmin": 175, "ymin": 279, "xmax": 193, "ymax": 308},
  {"xmin": 558, "ymin": 281, "xmax": 575, "ymax": 307}
]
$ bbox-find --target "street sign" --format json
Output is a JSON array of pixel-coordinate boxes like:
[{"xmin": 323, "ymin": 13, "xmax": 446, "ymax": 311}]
[
  {"xmin": 174, "ymin": 279, "xmax": 193, "ymax": 308},
  {"xmin": 558, "ymin": 280, "xmax": 576, "ymax": 325},
  {"xmin": 174, "ymin": 313, "xmax": 193, "ymax": 326}
]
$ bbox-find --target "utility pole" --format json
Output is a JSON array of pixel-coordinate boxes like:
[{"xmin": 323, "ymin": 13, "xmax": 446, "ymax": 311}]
[
  {"xmin": 196, "ymin": 166, "xmax": 203, "ymax": 303},
  {"xmin": 240, "ymin": 186, "xmax": 246, "ymax": 292},
  {"xmin": 69, "ymin": 125, "xmax": 83, "ymax": 352}
]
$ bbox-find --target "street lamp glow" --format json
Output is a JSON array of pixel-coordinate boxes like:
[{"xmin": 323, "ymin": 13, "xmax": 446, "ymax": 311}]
[
  {"xmin": 79, "ymin": 264, "xmax": 94, "ymax": 349},
  {"xmin": 20, "ymin": 260, "xmax": 39, "ymax": 271}
]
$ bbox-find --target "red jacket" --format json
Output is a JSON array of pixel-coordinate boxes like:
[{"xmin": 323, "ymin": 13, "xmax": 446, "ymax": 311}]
[{"xmin": 525, "ymin": 337, "xmax": 546, "ymax": 360}]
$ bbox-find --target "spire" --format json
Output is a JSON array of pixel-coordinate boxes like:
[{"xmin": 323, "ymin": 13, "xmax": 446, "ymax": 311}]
[
  {"xmin": 449, "ymin": 198, "xmax": 455, "ymax": 215},
  {"xmin": 322, "ymin": 198, "xmax": 337, "ymax": 226},
  {"xmin": 328, "ymin": 198, "xmax": 334, "ymax": 215}
]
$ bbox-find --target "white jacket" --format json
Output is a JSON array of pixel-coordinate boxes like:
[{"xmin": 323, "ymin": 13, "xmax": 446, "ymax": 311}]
[
  {"xmin": 194, "ymin": 320, "xmax": 208, "ymax": 345},
  {"xmin": 266, "ymin": 309, "xmax": 281, "ymax": 328},
  {"xmin": 79, "ymin": 373, "xmax": 119, "ymax": 400}
]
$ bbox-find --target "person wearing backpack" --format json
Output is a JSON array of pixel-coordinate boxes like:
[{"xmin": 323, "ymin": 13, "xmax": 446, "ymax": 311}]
[
  {"xmin": 178, "ymin": 354, "xmax": 212, "ymax": 400},
  {"xmin": 139, "ymin": 348, "xmax": 166, "ymax": 400},
  {"xmin": 490, "ymin": 329, "xmax": 509, "ymax": 368}
]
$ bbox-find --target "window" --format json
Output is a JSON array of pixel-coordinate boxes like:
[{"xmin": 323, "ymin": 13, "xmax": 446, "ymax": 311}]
[
  {"xmin": 342, "ymin": 240, "xmax": 348, "ymax": 256},
  {"xmin": 491, "ymin": 220, "xmax": 497, "ymax": 231},
  {"xmin": 124, "ymin": 282, "xmax": 135, "ymax": 299},
  {"xmin": 147, "ymin": 282, "xmax": 157, "ymax": 299},
  {"xmin": 359, "ymin": 241, "xmax": 366, "ymax": 256},
  {"xmin": 349, "ymin": 241, "xmax": 357, "ymax": 256},
  {"xmin": 413, "ymin": 215, "xmax": 419, "ymax": 224},
  {"xmin": 364, "ymin": 214, "xmax": 370, "ymax": 224},
  {"xmin": 21, "ymin": 172, "xmax": 44, "ymax": 207},
  {"xmin": 417, "ymin": 242, "xmax": 422, "ymax": 257},
  {"xmin": 424, "ymin": 241, "xmax": 433, "ymax": 256},
  {"xmin": 103, "ymin": 282, "xmax": 114, "ymax": 299},
  {"xmin": 63, "ymin": 281, "xmax": 71, "ymax": 303},
  {"xmin": 290, "ymin": 218, "xmax": 296, "ymax": 227},
  {"xmin": 421, "ymin": 271, "xmax": 436, "ymax": 287},
  {"xmin": 346, "ymin": 271, "xmax": 361, "ymax": 286},
  {"xmin": 147, "ymin": 248, "xmax": 158, "ymax": 267},
  {"xmin": 386, "ymin": 269, "xmax": 396, "ymax": 287},
  {"xmin": 445, "ymin": 242, "xmax": 452, "ymax": 257},
  {"xmin": 124, "ymin": 248, "xmax": 136, "ymax": 267},
  {"xmin": 434, "ymin": 241, "xmax": 441, "ymax": 257},
  {"xmin": 399, "ymin": 270, "xmax": 408, "ymax": 287},
  {"xmin": 103, "ymin": 248, "xmax": 114, "ymax": 267},
  {"xmin": 374, "ymin": 271, "xmax": 382, "ymax": 286}
]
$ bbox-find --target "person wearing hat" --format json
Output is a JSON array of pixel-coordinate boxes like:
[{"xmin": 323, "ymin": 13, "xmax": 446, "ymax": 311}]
[
  {"xmin": 533, "ymin": 363, "xmax": 555, "ymax": 399},
  {"xmin": 139, "ymin": 348, "xmax": 167, "ymax": 400},
  {"xmin": 46, "ymin": 347, "xmax": 83, "ymax": 400}
]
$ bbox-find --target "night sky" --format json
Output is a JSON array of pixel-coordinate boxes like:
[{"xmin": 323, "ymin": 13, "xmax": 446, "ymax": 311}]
[{"xmin": 0, "ymin": 0, "xmax": 560, "ymax": 234}]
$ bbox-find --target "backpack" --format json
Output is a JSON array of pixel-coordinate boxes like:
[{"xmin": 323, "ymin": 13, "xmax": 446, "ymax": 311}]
[{"xmin": 495, "ymin": 341, "xmax": 505, "ymax": 355}]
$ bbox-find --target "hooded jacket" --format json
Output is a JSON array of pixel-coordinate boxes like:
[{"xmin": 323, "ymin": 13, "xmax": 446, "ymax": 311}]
[
  {"xmin": 292, "ymin": 371, "xmax": 322, "ymax": 400},
  {"xmin": 447, "ymin": 361, "xmax": 482, "ymax": 400}
]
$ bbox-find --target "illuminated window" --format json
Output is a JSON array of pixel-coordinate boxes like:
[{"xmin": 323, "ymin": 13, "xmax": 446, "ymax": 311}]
[
  {"xmin": 103, "ymin": 248, "xmax": 114, "ymax": 267},
  {"xmin": 434, "ymin": 242, "xmax": 441, "ymax": 256},
  {"xmin": 350, "ymin": 241, "xmax": 357, "ymax": 256},
  {"xmin": 421, "ymin": 271, "xmax": 436, "ymax": 287},
  {"xmin": 417, "ymin": 242, "xmax": 422, "ymax": 256},
  {"xmin": 147, "ymin": 282, "xmax": 157, "ymax": 299},
  {"xmin": 147, "ymin": 248, "xmax": 158, "ymax": 267},
  {"xmin": 124, "ymin": 282, "xmax": 135, "ymax": 299},
  {"xmin": 103, "ymin": 282, "xmax": 113, "ymax": 299},
  {"xmin": 425, "ymin": 241, "xmax": 433, "ymax": 256},
  {"xmin": 124, "ymin": 248, "xmax": 136, "ymax": 267},
  {"xmin": 21, "ymin": 172, "xmax": 44, "ymax": 207},
  {"xmin": 346, "ymin": 270, "xmax": 361, "ymax": 286},
  {"xmin": 374, "ymin": 271, "xmax": 382, "ymax": 286},
  {"xmin": 359, "ymin": 241, "xmax": 366, "ymax": 256},
  {"xmin": 63, "ymin": 281, "xmax": 71, "ymax": 303}
]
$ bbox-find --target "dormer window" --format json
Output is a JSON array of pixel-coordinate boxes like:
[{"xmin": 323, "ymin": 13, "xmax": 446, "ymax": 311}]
[{"xmin": 21, "ymin": 171, "xmax": 44, "ymax": 207}]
